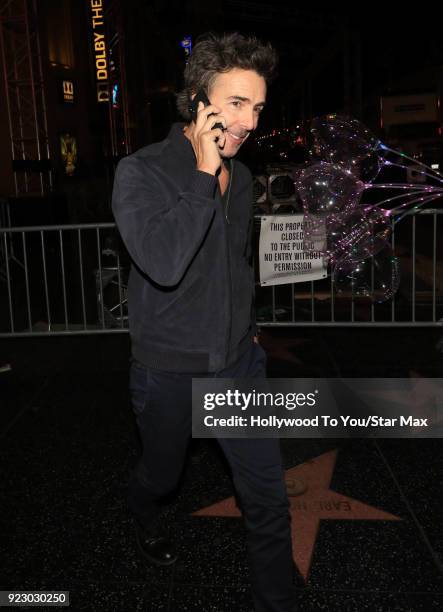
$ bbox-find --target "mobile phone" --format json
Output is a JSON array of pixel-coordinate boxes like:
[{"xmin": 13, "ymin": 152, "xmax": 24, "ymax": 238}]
[{"xmin": 189, "ymin": 88, "xmax": 225, "ymax": 131}]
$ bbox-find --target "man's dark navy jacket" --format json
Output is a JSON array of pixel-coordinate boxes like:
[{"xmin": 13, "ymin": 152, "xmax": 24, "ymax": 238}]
[{"xmin": 111, "ymin": 122, "xmax": 257, "ymax": 373}]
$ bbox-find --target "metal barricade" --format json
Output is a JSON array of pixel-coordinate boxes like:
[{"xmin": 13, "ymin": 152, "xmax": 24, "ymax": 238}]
[
  {"xmin": 0, "ymin": 210, "xmax": 441, "ymax": 337},
  {"xmin": 255, "ymin": 209, "xmax": 443, "ymax": 328},
  {"xmin": 0, "ymin": 223, "xmax": 129, "ymax": 336}
]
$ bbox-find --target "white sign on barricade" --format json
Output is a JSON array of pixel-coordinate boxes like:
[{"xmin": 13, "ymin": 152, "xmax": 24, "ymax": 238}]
[{"xmin": 258, "ymin": 215, "xmax": 328, "ymax": 286}]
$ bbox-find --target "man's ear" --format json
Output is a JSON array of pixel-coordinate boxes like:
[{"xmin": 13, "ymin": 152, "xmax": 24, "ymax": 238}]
[{"xmin": 187, "ymin": 92, "xmax": 196, "ymax": 116}]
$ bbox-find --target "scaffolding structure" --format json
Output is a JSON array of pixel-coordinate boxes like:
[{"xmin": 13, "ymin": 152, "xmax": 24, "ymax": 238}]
[{"xmin": 0, "ymin": 0, "xmax": 52, "ymax": 197}]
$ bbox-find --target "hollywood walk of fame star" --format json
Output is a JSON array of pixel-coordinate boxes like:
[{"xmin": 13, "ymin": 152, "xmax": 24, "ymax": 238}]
[{"xmin": 192, "ymin": 449, "xmax": 402, "ymax": 581}]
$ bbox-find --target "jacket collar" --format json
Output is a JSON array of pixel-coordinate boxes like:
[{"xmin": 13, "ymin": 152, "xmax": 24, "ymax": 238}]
[{"xmin": 167, "ymin": 122, "xmax": 196, "ymax": 162}]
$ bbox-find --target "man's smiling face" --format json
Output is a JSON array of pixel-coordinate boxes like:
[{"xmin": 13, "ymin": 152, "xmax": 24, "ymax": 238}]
[{"xmin": 202, "ymin": 67, "xmax": 267, "ymax": 158}]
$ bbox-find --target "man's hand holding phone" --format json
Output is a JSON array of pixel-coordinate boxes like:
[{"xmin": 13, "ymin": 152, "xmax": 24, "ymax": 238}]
[{"xmin": 188, "ymin": 101, "xmax": 227, "ymax": 176}]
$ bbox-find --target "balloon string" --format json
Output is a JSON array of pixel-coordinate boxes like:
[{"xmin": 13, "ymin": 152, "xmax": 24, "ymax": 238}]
[
  {"xmin": 363, "ymin": 190, "xmax": 441, "ymax": 211},
  {"xmin": 383, "ymin": 161, "xmax": 443, "ymax": 185},
  {"xmin": 365, "ymin": 183, "xmax": 442, "ymax": 191},
  {"xmin": 378, "ymin": 145, "xmax": 443, "ymax": 180},
  {"xmin": 389, "ymin": 191, "xmax": 443, "ymax": 214},
  {"xmin": 390, "ymin": 193, "xmax": 443, "ymax": 224},
  {"xmin": 305, "ymin": 189, "xmax": 442, "ymax": 232}
]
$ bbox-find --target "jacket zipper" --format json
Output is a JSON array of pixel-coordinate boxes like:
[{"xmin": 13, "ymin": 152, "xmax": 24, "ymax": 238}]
[
  {"xmin": 224, "ymin": 158, "xmax": 233, "ymax": 224},
  {"xmin": 223, "ymin": 159, "xmax": 234, "ymax": 366}
]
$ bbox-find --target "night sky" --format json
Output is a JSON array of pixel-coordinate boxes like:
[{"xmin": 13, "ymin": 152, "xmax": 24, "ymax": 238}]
[{"xmin": 122, "ymin": 1, "xmax": 443, "ymax": 145}]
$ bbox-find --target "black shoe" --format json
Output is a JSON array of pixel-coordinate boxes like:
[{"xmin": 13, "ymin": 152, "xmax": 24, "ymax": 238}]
[{"xmin": 134, "ymin": 520, "xmax": 177, "ymax": 567}]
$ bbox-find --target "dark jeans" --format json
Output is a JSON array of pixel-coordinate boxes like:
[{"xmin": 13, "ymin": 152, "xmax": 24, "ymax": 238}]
[{"xmin": 128, "ymin": 342, "xmax": 297, "ymax": 612}]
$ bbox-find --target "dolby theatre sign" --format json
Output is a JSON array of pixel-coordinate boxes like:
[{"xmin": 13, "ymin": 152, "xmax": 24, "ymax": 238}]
[{"xmin": 89, "ymin": 0, "xmax": 109, "ymax": 103}]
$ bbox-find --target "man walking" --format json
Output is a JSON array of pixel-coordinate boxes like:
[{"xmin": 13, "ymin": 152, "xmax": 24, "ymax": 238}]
[{"xmin": 112, "ymin": 32, "xmax": 297, "ymax": 611}]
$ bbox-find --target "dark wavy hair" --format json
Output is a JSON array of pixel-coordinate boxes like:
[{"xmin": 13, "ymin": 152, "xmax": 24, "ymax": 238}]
[{"xmin": 176, "ymin": 32, "xmax": 279, "ymax": 121}]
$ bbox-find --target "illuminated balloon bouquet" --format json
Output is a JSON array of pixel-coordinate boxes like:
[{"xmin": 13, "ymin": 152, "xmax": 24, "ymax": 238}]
[{"xmin": 294, "ymin": 115, "xmax": 443, "ymax": 302}]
